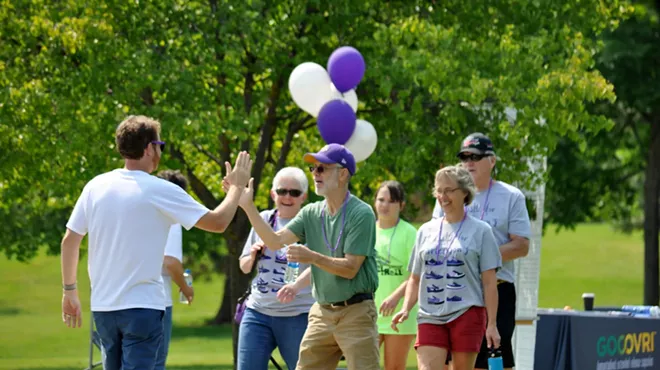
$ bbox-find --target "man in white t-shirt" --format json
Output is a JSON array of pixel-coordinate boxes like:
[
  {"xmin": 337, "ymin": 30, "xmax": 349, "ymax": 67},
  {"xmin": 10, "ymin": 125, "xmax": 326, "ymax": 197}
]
[
  {"xmin": 155, "ymin": 170, "xmax": 194, "ymax": 370},
  {"xmin": 59, "ymin": 115, "xmax": 252, "ymax": 370}
]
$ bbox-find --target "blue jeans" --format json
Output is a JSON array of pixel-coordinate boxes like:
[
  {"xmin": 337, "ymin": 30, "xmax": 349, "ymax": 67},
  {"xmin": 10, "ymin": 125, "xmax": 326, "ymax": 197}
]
[
  {"xmin": 237, "ymin": 308, "xmax": 309, "ymax": 370},
  {"xmin": 93, "ymin": 308, "xmax": 164, "ymax": 370},
  {"xmin": 155, "ymin": 306, "xmax": 173, "ymax": 370}
]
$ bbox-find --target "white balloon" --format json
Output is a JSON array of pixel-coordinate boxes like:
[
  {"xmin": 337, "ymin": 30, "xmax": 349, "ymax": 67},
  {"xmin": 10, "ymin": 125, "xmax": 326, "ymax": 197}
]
[
  {"xmin": 288, "ymin": 62, "xmax": 335, "ymax": 117},
  {"xmin": 344, "ymin": 119, "xmax": 377, "ymax": 162},
  {"xmin": 330, "ymin": 84, "xmax": 358, "ymax": 112}
]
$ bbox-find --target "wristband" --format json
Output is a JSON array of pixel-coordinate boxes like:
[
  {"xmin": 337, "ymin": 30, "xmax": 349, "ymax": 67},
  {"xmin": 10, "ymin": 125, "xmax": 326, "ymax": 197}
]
[{"xmin": 63, "ymin": 283, "xmax": 77, "ymax": 291}]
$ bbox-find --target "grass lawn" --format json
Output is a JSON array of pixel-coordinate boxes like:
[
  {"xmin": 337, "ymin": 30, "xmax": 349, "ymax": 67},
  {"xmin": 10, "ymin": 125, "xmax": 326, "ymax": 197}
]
[{"xmin": 0, "ymin": 223, "xmax": 644, "ymax": 369}]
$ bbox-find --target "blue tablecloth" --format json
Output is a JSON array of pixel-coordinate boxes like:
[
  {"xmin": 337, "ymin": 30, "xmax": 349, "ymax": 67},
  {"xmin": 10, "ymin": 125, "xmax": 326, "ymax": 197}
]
[{"xmin": 534, "ymin": 309, "xmax": 660, "ymax": 370}]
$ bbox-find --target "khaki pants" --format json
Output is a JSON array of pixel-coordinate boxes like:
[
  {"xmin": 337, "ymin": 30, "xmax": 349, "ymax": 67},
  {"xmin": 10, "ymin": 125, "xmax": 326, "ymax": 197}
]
[{"xmin": 296, "ymin": 300, "xmax": 380, "ymax": 370}]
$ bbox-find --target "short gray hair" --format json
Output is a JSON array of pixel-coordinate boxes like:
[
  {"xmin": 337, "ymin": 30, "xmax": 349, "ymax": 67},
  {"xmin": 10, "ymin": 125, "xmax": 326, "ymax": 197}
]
[
  {"xmin": 272, "ymin": 167, "xmax": 309, "ymax": 193},
  {"xmin": 433, "ymin": 165, "xmax": 476, "ymax": 206}
]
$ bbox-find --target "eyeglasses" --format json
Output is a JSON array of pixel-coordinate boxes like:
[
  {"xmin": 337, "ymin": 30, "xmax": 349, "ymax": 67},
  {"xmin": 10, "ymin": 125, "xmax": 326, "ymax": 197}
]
[
  {"xmin": 275, "ymin": 188, "xmax": 303, "ymax": 197},
  {"xmin": 458, "ymin": 153, "xmax": 488, "ymax": 163},
  {"xmin": 308, "ymin": 165, "xmax": 342, "ymax": 174},
  {"xmin": 435, "ymin": 187, "xmax": 461, "ymax": 196},
  {"xmin": 150, "ymin": 141, "xmax": 166, "ymax": 152}
]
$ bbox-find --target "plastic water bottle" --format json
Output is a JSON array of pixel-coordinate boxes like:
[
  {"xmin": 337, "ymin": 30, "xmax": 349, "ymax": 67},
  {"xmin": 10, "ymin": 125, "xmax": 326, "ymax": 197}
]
[
  {"xmin": 179, "ymin": 269, "xmax": 193, "ymax": 304},
  {"xmin": 284, "ymin": 262, "xmax": 300, "ymax": 284},
  {"xmin": 488, "ymin": 348, "xmax": 504, "ymax": 370},
  {"xmin": 621, "ymin": 305, "xmax": 660, "ymax": 317}
]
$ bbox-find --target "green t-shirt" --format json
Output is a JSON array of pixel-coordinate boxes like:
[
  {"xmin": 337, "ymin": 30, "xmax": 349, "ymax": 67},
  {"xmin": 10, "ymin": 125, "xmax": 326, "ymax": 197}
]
[
  {"xmin": 374, "ymin": 219, "xmax": 419, "ymax": 335},
  {"xmin": 286, "ymin": 194, "xmax": 379, "ymax": 305}
]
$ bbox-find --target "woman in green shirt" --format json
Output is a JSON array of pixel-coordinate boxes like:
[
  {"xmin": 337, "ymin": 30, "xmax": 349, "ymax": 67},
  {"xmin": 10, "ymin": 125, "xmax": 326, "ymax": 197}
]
[{"xmin": 374, "ymin": 181, "xmax": 418, "ymax": 370}]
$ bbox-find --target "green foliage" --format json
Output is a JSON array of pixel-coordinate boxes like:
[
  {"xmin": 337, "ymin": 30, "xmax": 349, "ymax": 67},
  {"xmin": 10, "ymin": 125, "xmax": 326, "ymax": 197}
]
[{"xmin": 0, "ymin": 0, "xmax": 628, "ymax": 261}]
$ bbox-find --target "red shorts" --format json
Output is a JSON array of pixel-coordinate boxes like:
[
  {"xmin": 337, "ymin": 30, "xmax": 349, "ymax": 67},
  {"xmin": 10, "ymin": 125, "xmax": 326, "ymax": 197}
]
[{"xmin": 415, "ymin": 306, "xmax": 486, "ymax": 352}]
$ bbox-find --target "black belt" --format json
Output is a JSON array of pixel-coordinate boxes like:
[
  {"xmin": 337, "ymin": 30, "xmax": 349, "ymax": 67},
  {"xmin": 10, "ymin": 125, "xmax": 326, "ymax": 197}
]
[{"xmin": 326, "ymin": 293, "xmax": 373, "ymax": 308}]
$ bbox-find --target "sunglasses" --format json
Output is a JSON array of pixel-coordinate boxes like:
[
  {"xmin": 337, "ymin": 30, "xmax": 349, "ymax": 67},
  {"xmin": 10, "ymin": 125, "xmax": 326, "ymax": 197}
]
[
  {"xmin": 308, "ymin": 165, "xmax": 341, "ymax": 174},
  {"xmin": 150, "ymin": 140, "xmax": 166, "ymax": 152},
  {"xmin": 458, "ymin": 153, "xmax": 489, "ymax": 163},
  {"xmin": 275, "ymin": 188, "xmax": 303, "ymax": 197}
]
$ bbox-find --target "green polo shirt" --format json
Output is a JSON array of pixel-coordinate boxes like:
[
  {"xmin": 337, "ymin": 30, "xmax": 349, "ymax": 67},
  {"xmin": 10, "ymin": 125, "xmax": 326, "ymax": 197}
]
[{"xmin": 286, "ymin": 194, "xmax": 378, "ymax": 305}]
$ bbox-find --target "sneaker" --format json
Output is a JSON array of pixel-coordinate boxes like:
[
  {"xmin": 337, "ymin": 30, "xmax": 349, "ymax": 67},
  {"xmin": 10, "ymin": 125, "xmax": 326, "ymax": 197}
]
[
  {"xmin": 446, "ymin": 282, "xmax": 464, "ymax": 290},
  {"xmin": 260, "ymin": 254, "xmax": 272, "ymax": 260},
  {"xmin": 424, "ymin": 258, "xmax": 443, "ymax": 266},
  {"xmin": 275, "ymin": 254, "xmax": 288, "ymax": 264},
  {"xmin": 272, "ymin": 268, "xmax": 285, "ymax": 275},
  {"xmin": 257, "ymin": 277, "xmax": 268, "ymax": 286},
  {"xmin": 257, "ymin": 285, "xmax": 270, "ymax": 294},
  {"xmin": 446, "ymin": 270, "xmax": 465, "ymax": 279},
  {"xmin": 424, "ymin": 270, "xmax": 444, "ymax": 280},
  {"xmin": 446, "ymin": 258, "xmax": 464, "ymax": 267},
  {"xmin": 426, "ymin": 284, "xmax": 444, "ymax": 293},
  {"xmin": 447, "ymin": 295, "xmax": 463, "ymax": 302},
  {"xmin": 271, "ymin": 287, "xmax": 281, "ymax": 293},
  {"xmin": 258, "ymin": 266, "xmax": 270, "ymax": 274},
  {"xmin": 271, "ymin": 277, "xmax": 285, "ymax": 284},
  {"xmin": 427, "ymin": 296, "xmax": 445, "ymax": 305}
]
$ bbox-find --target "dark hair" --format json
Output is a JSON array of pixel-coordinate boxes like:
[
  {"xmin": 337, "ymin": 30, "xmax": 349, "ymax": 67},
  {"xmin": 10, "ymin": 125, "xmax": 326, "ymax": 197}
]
[
  {"xmin": 115, "ymin": 115, "xmax": 161, "ymax": 160},
  {"xmin": 376, "ymin": 180, "xmax": 405, "ymax": 204},
  {"xmin": 157, "ymin": 169, "xmax": 189, "ymax": 191}
]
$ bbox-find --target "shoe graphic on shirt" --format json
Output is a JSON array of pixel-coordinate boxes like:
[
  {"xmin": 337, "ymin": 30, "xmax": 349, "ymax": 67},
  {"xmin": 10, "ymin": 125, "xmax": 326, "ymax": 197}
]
[
  {"xmin": 446, "ymin": 270, "xmax": 465, "ymax": 279},
  {"xmin": 271, "ymin": 277, "xmax": 285, "ymax": 284},
  {"xmin": 446, "ymin": 258, "xmax": 464, "ymax": 267},
  {"xmin": 424, "ymin": 270, "xmax": 443, "ymax": 280},
  {"xmin": 446, "ymin": 282, "xmax": 464, "ymax": 290},
  {"xmin": 257, "ymin": 285, "xmax": 269, "ymax": 294},
  {"xmin": 447, "ymin": 295, "xmax": 463, "ymax": 302},
  {"xmin": 427, "ymin": 284, "xmax": 444, "ymax": 293},
  {"xmin": 275, "ymin": 254, "xmax": 288, "ymax": 264},
  {"xmin": 272, "ymin": 268, "xmax": 285, "ymax": 276},
  {"xmin": 425, "ymin": 258, "xmax": 443, "ymax": 266},
  {"xmin": 260, "ymin": 254, "xmax": 272, "ymax": 260},
  {"xmin": 427, "ymin": 296, "xmax": 445, "ymax": 305},
  {"xmin": 271, "ymin": 287, "xmax": 281, "ymax": 293},
  {"xmin": 258, "ymin": 266, "xmax": 270, "ymax": 274},
  {"xmin": 257, "ymin": 277, "xmax": 268, "ymax": 286}
]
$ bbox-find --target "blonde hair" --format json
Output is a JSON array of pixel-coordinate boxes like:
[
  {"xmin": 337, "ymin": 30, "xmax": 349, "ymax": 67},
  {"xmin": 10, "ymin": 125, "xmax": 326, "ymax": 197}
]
[{"xmin": 433, "ymin": 165, "xmax": 476, "ymax": 205}]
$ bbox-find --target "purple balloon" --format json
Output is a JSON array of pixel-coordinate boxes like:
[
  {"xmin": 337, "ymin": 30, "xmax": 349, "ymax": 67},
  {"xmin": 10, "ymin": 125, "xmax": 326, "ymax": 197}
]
[
  {"xmin": 327, "ymin": 46, "xmax": 366, "ymax": 93},
  {"xmin": 317, "ymin": 99, "xmax": 357, "ymax": 145}
]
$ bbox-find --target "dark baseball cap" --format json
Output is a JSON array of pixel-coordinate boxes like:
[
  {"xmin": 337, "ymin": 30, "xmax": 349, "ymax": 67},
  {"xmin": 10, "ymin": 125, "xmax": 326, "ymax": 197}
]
[
  {"xmin": 457, "ymin": 132, "xmax": 495, "ymax": 157},
  {"xmin": 303, "ymin": 143, "xmax": 356, "ymax": 175}
]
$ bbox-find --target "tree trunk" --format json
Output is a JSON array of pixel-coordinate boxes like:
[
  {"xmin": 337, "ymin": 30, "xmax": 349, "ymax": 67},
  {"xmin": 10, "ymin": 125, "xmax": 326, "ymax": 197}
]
[{"xmin": 644, "ymin": 118, "xmax": 660, "ymax": 305}]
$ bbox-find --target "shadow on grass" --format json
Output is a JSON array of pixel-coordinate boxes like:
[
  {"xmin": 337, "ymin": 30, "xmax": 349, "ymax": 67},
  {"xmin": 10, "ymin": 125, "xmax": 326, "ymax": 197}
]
[{"xmin": 171, "ymin": 322, "xmax": 233, "ymax": 339}]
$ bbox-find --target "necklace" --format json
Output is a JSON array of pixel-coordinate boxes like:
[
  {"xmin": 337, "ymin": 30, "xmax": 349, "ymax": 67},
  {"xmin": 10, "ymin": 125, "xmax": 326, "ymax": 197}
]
[
  {"xmin": 479, "ymin": 178, "xmax": 494, "ymax": 220},
  {"xmin": 379, "ymin": 218, "xmax": 400, "ymax": 263},
  {"xmin": 435, "ymin": 212, "xmax": 467, "ymax": 262},
  {"xmin": 320, "ymin": 192, "xmax": 350, "ymax": 252}
]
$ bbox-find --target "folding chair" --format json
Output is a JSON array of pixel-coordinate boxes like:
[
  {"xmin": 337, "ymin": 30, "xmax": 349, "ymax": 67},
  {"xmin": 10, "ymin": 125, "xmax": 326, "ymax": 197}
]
[{"xmin": 83, "ymin": 306, "xmax": 102, "ymax": 369}]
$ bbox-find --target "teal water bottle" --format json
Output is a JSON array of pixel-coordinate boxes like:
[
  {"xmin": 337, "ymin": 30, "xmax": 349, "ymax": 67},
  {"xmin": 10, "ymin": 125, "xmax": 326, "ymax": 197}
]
[{"xmin": 488, "ymin": 348, "xmax": 503, "ymax": 370}]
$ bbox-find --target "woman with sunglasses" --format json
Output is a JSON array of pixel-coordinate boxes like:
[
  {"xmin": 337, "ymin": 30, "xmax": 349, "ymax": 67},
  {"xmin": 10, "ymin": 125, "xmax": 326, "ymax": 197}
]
[
  {"xmin": 373, "ymin": 180, "xmax": 419, "ymax": 370},
  {"xmin": 236, "ymin": 166, "xmax": 315, "ymax": 370}
]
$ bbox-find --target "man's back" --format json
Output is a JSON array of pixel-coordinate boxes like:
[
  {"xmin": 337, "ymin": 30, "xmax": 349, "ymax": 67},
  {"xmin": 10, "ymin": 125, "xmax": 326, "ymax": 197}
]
[{"xmin": 67, "ymin": 169, "xmax": 207, "ymax": 311}]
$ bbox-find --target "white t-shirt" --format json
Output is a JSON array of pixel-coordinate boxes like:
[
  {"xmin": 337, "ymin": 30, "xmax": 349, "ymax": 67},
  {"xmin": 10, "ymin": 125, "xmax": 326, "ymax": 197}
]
[
  {"xmin": 66, "ymin": 169, "xmax": 209, "ymax": 312},
  {"xmin": 162, "ymin": 224, "xmax": 183, "ymax": 307}
]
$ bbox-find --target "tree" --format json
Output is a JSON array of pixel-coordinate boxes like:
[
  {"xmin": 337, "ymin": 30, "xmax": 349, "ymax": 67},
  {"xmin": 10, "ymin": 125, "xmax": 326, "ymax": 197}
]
[
  {"xmin": 0, "ymin": 0, "xmax": 628, "ymax": 365},
  {"xmin": 545, "ymin": 1, "xmax": 660, "ymax": 305}
]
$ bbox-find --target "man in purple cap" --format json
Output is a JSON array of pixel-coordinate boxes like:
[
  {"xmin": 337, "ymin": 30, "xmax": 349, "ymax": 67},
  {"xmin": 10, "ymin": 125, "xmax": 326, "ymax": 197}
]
[
  {"xmin": 230, "ymin": 143, "xmax": 380, "ymax": 370},
  {"xmin": 431, "ymin": 133, "xmax": 531, "ymax": 370}
]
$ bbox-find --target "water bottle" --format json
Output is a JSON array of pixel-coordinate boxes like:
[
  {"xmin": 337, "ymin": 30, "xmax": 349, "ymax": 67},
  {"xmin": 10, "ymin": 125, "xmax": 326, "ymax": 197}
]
[
  {"xmin": 621, "ymin": 305, "xmax": 660, "ymax": 317},
  {"xmin": 179, "ymin": 269, "xmax": 193, "ymax": 304},
  {"xmin": 488, "ymin": 348, "xmax": 504, "ymax": 370},
  {"xmin": 284, "ymin": 262, "xmax": 300, "ymax": 284}
]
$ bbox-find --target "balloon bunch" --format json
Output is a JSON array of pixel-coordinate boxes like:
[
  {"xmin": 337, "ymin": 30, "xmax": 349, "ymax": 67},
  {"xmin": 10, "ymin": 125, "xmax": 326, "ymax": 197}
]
[{"xmin": 288, "ymin": 46, "xmax": 377, "ymax": 162}]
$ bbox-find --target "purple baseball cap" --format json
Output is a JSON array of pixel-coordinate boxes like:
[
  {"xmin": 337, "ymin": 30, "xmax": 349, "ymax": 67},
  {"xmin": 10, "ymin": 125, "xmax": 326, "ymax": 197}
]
[{"xmin": 303, "ymin": 143, "xmax": 356, "ymax": 175}]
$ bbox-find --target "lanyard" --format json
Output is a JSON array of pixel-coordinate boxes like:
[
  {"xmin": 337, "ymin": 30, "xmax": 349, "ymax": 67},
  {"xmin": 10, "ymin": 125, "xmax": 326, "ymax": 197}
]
[
  {"xmin": 435, "ymin": 212, "xmax": 467, "ymax": 262},
  {"xmin": 320, "ymin": 192, "xmax": 350, "ymax": 252}
]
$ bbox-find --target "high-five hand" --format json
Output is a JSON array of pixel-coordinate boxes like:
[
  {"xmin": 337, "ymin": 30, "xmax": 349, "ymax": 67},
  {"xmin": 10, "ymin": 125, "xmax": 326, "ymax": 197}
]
[{"xmin": 224, "ymin": 151, "xmax": 252, "ymax": 188}]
